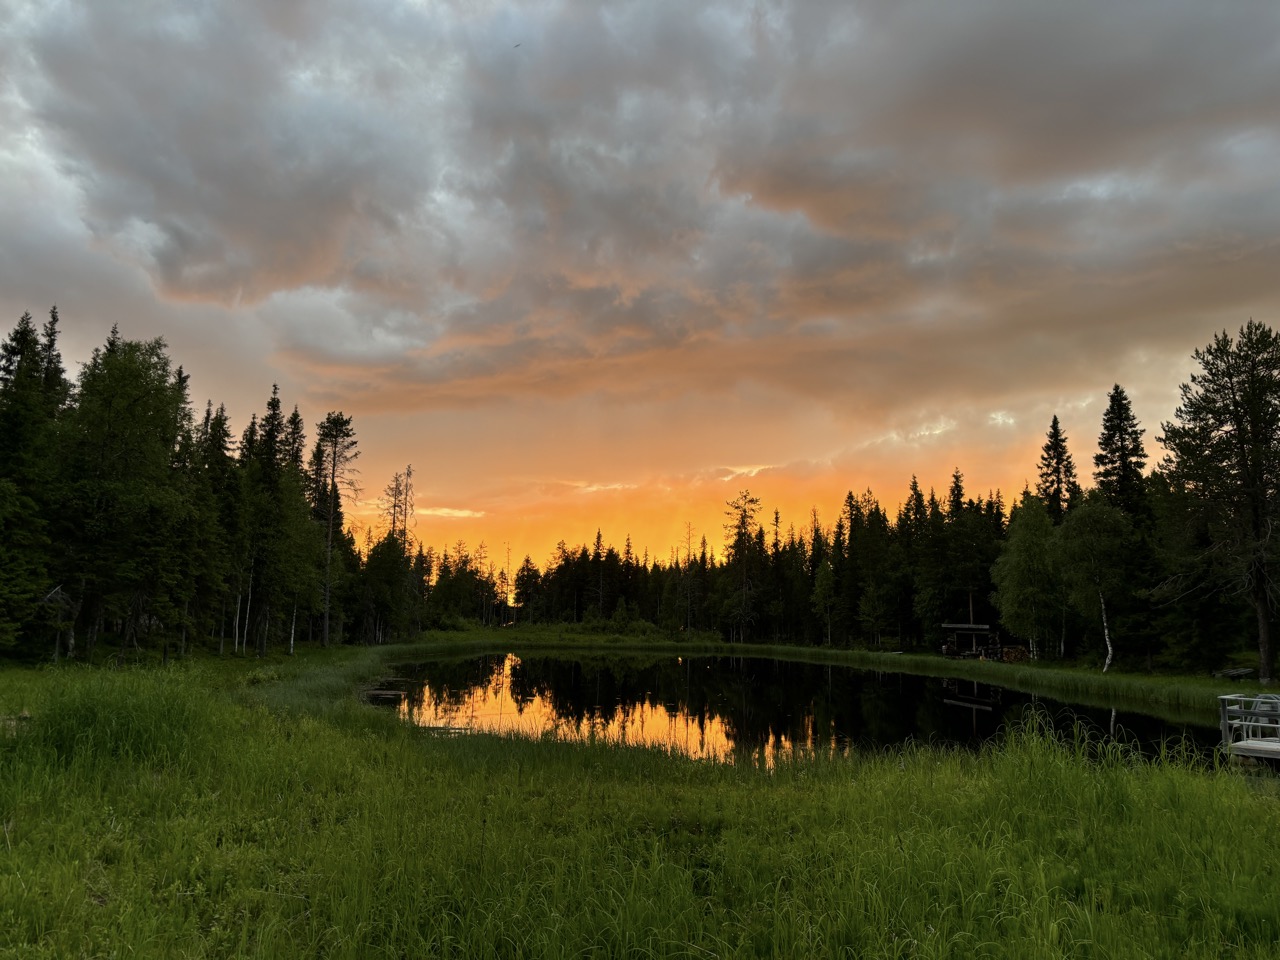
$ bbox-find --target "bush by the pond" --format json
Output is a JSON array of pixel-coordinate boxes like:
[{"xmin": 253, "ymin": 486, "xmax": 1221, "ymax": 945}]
[{"xmin": 1, "ymin": 649, "xmax": 1277, "ymax": 959}]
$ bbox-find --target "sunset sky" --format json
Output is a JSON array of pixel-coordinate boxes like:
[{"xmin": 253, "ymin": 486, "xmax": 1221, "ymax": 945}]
[{"xmin": 3, "ymin": 0, "xmax": 1279, "ymax": 573}]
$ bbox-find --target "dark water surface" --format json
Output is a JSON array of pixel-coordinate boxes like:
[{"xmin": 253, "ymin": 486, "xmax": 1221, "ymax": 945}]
[{"xmin": 371, "ymin": 653, "xmax": 1220, "ymax": 764}]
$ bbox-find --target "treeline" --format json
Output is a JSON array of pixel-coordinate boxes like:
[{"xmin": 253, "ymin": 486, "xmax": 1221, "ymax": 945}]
[
  {"xmin": 510, "ymin": 444, "xmax": 1225, "ymax": 674},
  {"xmin": 2, "ymin": 311, "xmax": 1277, "ymax": 681},
  {"xmin": 0, "ymin": 311, "xmax": 457, "ymax": 659},
  {"xmin": 506, "ymin": 324, "xmax": 1280, "ymax": 684}
]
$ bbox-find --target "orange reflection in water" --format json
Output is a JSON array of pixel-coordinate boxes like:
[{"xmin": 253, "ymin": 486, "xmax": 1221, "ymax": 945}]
[
  {"xmin": 395, "ymin": 653, "xmax": 800, "ymax": 765},
  {"xmin": 398, "ymin": 654, "xmax": 736, "ymax": 762}
]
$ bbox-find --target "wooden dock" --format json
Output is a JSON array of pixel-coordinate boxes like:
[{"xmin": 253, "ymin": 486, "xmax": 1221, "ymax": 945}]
[{"xmin": 1219, "ymin": 693, "xmax": 1280, "ymax": 761}]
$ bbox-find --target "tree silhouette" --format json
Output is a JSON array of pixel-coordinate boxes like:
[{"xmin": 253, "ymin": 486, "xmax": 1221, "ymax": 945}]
[
  {"xmin": 1094, "ymin": 384, "xmax": 1147, "ymax": 517},
  {"xmin": 1037, "ymin": 415, "xmax": 1082, "ymax": 524},
  {"xmin": 1161, "ymin": 321, "xmax": 1280, "ymax": 683}
]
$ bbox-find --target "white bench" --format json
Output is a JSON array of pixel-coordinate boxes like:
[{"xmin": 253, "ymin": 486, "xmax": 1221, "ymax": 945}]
[{"xmin": 1219, "ymin": 693, "xmax": 1280, "ymax": 760}]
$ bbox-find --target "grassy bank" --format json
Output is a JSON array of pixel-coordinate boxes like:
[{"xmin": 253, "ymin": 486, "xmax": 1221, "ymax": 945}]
[
  {"xmin": 815, "ymin": 650, "xmax": 1244, "ymax": 725},
  {"xmin": 2, "ymin": 646, "xmax": 1278, "ymax": 959}
]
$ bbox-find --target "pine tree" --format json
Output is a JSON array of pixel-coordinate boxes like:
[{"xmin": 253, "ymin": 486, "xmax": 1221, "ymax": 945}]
[
  {"xmin": 895, "ymin": 477, "xmax": 929, "ymax": 641},
  {"xmin": 857, "ymin": 498, "xmax": 896, "ymax": 646},
  {"xmin": 0, "ymin": 308, "xmax": 68, "ymax": 489},
  {"xmin": 1037, "ymin": 415, "xmax": 1082, "ymax": 523},
  {"xmin": 239, "ymin": 414, "xmax": 259, "ymax": 464},
  {"xmin": 39, "ymin": 307, "xmax": 70, "ymax": 411},
  {"xmin": 1093, "ymin": 384, "xmax": 1147, "ymax": 516},
  {"xmin": 258, "ymin": 385, "xmax": 285, "ymax": 479},
  {"xmin": 57, "ymin": 332, "xmax": 193, "ymax": 656},
  {"xmin": 0, "ymin": 311, "xmax": 61, "ymax": 652},
  {"xmin": 911, "ymin": 488, "xmax": 949, "ymax": 639},
  {"xmin": 836, "ymin": 492, "xmax": 863, "ymax": 642},
  {"xmin": 944, "ymin": 469, "xmax": 999, "ymax": 625},
  {"xmin": 0, "ymin": 479, "xmax": 47, "ymax": 651},
  {"xmin": 194, "ymin": 401, "xmax": 239, "ymax": 654},
  {"xmin": 315, "ymin": 411, "xmax": 359, "ymax": 646},
  {"xmin": 1161, "ymin": 321, "xmax": 1280, "ymax": 683},
  {"xmin": 236, "ymin": 386, "xmax": 319, "ymax": 656},
  {"xmin": 284, "ymin": 406, "xmax": 307, "ymax": 472},
  {"xmin": 514, "ymin": 555, "xmax": 541, "ymax": 623},
  {"xmin": 0, "ymin": 312, "xmax": 40, "ymax": 392},
  {"xmin": 811, "ymin": 558, "xmax": 835, "ymax": 645},
  {"xmin": 723, "ymin": 489, "xmax": 762, "ymax": 642}
]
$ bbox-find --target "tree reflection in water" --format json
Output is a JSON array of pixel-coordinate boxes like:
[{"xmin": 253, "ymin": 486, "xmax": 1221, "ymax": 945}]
[{"xmin": 381, "ymin": 654, "xmax": 1217, "ymax": 765}]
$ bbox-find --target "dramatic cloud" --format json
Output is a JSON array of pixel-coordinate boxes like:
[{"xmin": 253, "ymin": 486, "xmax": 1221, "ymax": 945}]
[{"xmin": 3, "ymin": 0, "xmax": 1279, "ymax": 564}]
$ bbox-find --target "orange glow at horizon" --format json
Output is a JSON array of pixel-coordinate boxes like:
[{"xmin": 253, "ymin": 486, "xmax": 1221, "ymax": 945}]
[{"xmin": 345, "ymin": 416, "xmax": 1075, "ymax": 577}]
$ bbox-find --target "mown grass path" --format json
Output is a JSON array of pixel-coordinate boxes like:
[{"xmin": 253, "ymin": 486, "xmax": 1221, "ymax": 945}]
[{"xmin": 2, "ymin": 639, "xmax": 1278, "ymax": 958}]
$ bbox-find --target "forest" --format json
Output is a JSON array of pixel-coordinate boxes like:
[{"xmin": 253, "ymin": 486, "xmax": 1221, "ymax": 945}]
[{"xmin": 2, "ymin": 309, "xmax": 1278, "ymax": 683}]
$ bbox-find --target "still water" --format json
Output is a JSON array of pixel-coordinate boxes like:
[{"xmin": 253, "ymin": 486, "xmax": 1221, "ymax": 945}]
[{"xmin": 370, "ymin": 653, "xmax": 1220, "ymax": 764}]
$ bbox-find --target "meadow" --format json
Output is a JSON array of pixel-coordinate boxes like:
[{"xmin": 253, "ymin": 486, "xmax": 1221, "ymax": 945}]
[{"xmin": 2, "ymin": 637, "xmax": 1278, "ymax": 959}]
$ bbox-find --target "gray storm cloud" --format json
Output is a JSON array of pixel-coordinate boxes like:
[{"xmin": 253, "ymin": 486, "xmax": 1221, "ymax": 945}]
[{"xmin": 3, "ymin": 0, "xmax": 1279, "ymax": 430}]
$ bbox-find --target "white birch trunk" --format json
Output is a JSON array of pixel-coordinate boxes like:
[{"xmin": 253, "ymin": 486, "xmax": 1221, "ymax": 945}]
[{"xmin": 1099, "ymin": 588, "xmax": 1113, "ymax": 673}]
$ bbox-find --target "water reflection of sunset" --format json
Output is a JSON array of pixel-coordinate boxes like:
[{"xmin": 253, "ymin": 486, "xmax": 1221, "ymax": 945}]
[
  {"xmin": 398, "ymin": 654, "xmax": 751, "ymax": 763},
  {"xmin": 384, "ymin": 653, "xmax": 1220, "ymax": 765}
]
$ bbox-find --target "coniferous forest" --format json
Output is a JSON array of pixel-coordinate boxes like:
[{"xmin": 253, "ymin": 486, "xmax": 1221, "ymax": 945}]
[{"xmin": 3, "ymin": 309, "xmax": 1278, "ymax": 683}]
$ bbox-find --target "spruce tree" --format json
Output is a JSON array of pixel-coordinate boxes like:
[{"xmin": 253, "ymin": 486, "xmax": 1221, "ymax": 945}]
[
  {"xmin": 857, "ymin": 499, "xmax": 896, "ymax": 646},
  {"xmin": 1037, "ymin": 415, "xmax": 1082, "ymax": 524},
  {"xmin": 910, "ymin": 488, "xmax": 950, "ymax": 639},
  {"xmin": 39, "ymin": 307, "xmax": 70, "ymax": 411},
  {"xmin": 1093, "ymin": 384, "xmax": 1147, "ymax": 516},
  {"xmin": 0, "ymin": 309, "xmax": 68, "ymax": 489},
  {"xmin": 1161, "ymin": 320, "xmax": 1280, "ymax": 683},
  {"xmin": 837, "ymin": 492, "xmax": 863, "ymax": 642},
  {"xmin": 0, "ymin": 312, "xmax": 40, "ymax": 398},
  {"xmin": 195, "ymin": 402, "xmax": 239, "ymax": 653},
  {"xmin": 58, "ymin": 332, "xmax": 192, "ymax": 655},
  {"xmin": 0, "ymin": 479, "xmax": 47, "ymax": 651},
  {"xmin": 944, "ymin": 469, "xmax": 998, "ymax": 625},
  {"xmin": 723, "ymin": 489, "xmax": 761, "ymax": 642},
  {"xmin": 284, "ymin": 406, "xmax": 307, "ymax": 472},
  {"xmin": 0, "ymin": 313, "xmax": 53, "ymax": 651},
  {"xmin": 237, "ymin": 386, "xmax": 323, "ymax": 656},
  {"xmin": 258, "ymin": 385, "xmax": 285, "ymax": 480},
  {"xmin": 316, "ymin": 411, "xmax": 359, "ymax": 646}
]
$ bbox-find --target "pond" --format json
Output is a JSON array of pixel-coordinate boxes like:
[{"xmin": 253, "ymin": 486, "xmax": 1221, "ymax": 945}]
[{"xmin": 368, "ymin": 653, "xmax": 1221, "ymax": 764}]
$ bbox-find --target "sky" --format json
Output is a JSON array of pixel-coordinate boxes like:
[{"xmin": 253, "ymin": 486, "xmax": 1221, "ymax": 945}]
[{"xmin": 3, "ymin": 0, "xmax": 1279, "ymax": 573}]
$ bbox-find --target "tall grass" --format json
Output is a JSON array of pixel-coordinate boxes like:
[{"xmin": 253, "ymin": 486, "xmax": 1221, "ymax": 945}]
[{"xmin": 2, "ymin": 650, "xmax": 1278, "ymax": 959}]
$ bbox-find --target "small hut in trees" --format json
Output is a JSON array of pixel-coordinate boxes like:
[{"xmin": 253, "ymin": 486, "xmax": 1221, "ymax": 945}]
[{"xmin": 940, "ymin": 622, "xmax": 996, "ymax": 659}]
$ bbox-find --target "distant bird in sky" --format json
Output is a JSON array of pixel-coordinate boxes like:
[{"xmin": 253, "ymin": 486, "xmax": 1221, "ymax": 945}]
[{"xmin": 513, "ymin": 43, "xmax": 521, "ymax": 48}]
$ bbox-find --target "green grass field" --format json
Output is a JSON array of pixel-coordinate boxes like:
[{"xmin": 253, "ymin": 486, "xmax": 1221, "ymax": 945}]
[{"xmin": 2, "ymin": 637, "xmax": 1278, "ymax": 959}]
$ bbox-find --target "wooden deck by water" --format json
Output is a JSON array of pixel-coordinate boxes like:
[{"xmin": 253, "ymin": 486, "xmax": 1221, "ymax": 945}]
[{"xmin": 1219, "ymin": 693, "xmax": 1280, "ymax": 761}]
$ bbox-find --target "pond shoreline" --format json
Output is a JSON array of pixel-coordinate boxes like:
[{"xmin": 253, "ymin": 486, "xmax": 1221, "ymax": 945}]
[
  {"xmin": 392, "ymin": 626, "xmax": 1247, "ymax": 727},
  {"xmin": 372, "ymin": 647, "xmax": 1221, "ymax": 763}
]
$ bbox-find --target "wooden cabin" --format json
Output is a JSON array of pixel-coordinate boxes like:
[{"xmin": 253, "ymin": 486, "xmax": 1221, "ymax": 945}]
[{"xmin": 940, "ymin": 623, "xmax": 998, "ymax": 659}]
